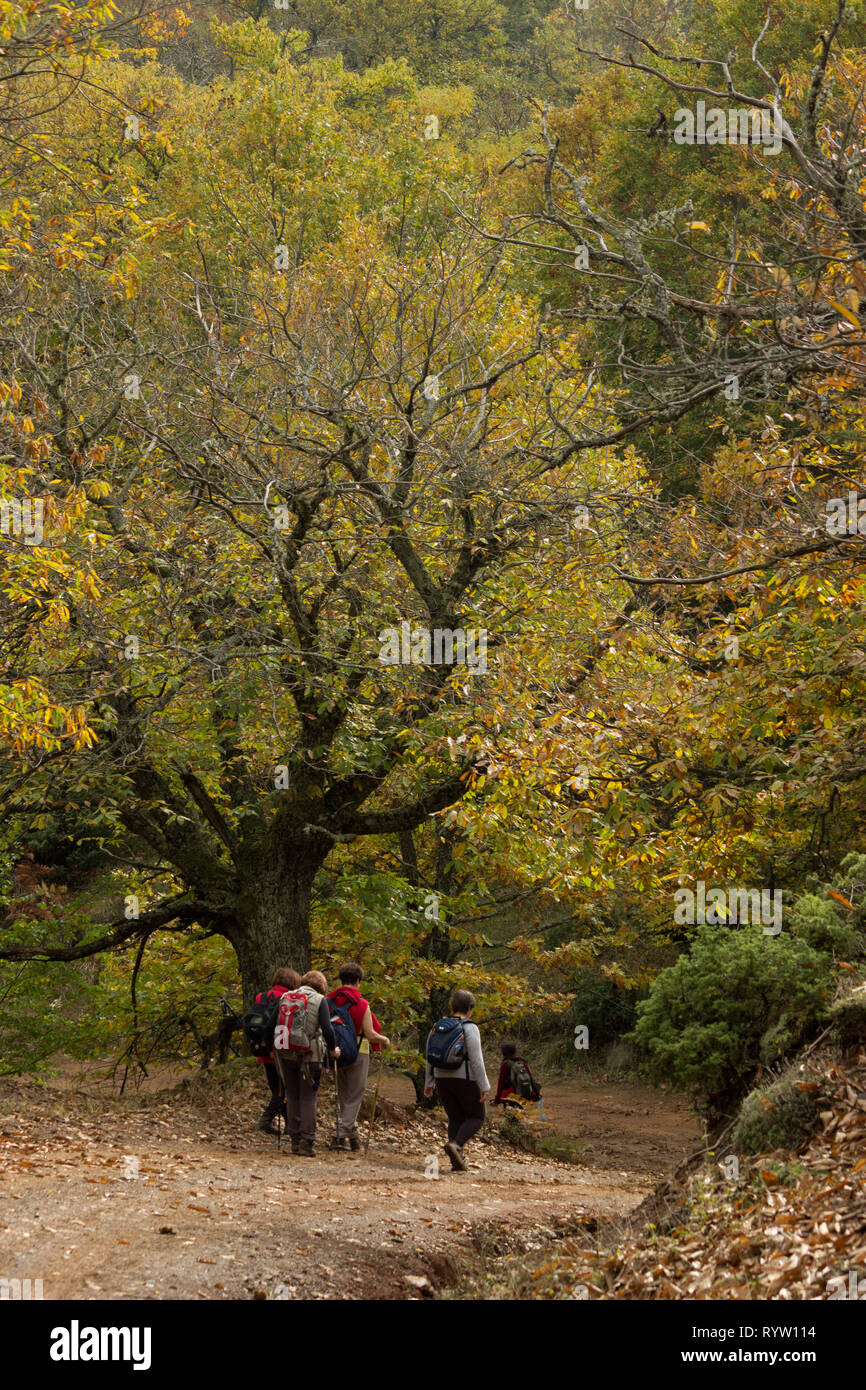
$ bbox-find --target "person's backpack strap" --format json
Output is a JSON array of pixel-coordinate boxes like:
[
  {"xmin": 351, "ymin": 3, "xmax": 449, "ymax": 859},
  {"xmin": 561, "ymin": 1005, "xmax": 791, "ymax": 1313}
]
[{"xmin": 452, "ymin": 1016, "xmax": 469, "ymax": 1079}]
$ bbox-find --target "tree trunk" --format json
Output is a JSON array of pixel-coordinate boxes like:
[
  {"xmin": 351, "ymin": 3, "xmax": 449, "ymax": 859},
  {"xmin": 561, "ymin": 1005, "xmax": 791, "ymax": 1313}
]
[{"xmin": 228, "ymin": 850, "xmax": 323, "ymax": 1005}]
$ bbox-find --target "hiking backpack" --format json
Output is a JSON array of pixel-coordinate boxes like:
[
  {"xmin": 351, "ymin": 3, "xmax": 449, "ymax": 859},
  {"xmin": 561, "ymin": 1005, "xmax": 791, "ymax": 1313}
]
[
  {"xmin": 241, "ymin": 989, "xmax": 281, "ymax": 1059},
  {"xmin": 509, "ymin": 1058, "xmax": 537, "ymax": 1101},
  {"xmin": 327, "ymin": 999, "xmax": 360, "ymax": 1068},
  {"xmin": 425, "ymin": 1016, "xmax": 469, "ymax": 1073},
  {"xmin": 273, "ymin": 988, "xmax": 324, "ymax": 1059}
]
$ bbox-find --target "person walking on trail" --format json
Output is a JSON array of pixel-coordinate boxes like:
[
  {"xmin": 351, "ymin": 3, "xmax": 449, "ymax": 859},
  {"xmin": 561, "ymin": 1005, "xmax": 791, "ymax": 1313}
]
[
  {"xmin": 254, "ymin": 968, "xmax": 301, "ymax": 1135},
  {"xmin": 327, "ymin": 962, "xmax": 391, "ymax": 1152},
  {"xmin": 424, "ymin": 989, "xmax": 489, "ymax": 1172},
  {"xmin": 275, "ymin": 970, "xmax": 340, "ymax": 1157},
  {"xmin": 492, "ymin": 1038, "xmax": 541, "ymax": 1110}
]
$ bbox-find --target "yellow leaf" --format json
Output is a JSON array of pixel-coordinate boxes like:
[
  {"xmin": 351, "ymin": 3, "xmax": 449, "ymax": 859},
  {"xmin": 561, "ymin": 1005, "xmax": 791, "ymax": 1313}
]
[{"xmin": 825, "ymin": 296, "xmax": 860, "ymax": 327}]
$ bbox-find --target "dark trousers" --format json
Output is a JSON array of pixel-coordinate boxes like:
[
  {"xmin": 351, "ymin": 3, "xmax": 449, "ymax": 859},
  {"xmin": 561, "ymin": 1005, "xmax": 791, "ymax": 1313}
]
[
  {"xmin": 263, "ymin": 1061, "xmax": 287, "ymax": 1121},
  {"xmin": 436, "ymin": 1077, "xmax": 486, "ymax": 1148}
]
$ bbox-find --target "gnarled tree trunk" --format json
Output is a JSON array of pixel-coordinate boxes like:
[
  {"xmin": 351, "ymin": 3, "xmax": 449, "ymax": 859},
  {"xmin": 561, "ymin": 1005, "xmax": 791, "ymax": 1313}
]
[{"xmin": 226, "ymin": 842, "xmax": 328, "ymax": 1005}]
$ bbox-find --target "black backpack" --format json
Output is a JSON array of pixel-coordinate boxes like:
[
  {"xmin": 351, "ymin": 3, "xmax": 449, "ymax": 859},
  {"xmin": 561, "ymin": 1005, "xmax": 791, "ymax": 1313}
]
[
  {"xmin": 242, "ymin": 990, "xmax": 281, "ymax": 1058},
  {"xmin": 328, "ymin": 1000, "xmax": 360, "ymax": 1068}
]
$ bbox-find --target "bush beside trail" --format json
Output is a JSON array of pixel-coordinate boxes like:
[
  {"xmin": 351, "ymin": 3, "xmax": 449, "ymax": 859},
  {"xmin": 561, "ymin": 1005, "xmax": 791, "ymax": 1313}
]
[
  {"xmin": 629, "ymin": 926, "xmax": 832, "ymax": 1118},
  {"xmin": 731, "ymin": 1067, "xmax": 829, "ymax": 1155},
  {"xmin": 628, "ymin": 858, "xmax": 866, "ymax": 1119}
]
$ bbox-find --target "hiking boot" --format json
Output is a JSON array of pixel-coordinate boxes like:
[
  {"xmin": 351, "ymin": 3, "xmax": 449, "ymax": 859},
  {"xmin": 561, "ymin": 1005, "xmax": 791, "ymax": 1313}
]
[
  {"xmin": 348, "ymin": 1133, "xmax": 361, "ymax": 1152},
  {"xmin": 289, "ymin": 1135, "xmax": 301, "ymax": 1155},
  {"xmin": 298, "ymin": 1138, "xmax": 316, "ymax": 1157},
  {"xmin": 329, "ymin": 1136, "xmax": 348, "ymax": 1151},
  {"xmin": 257, "ymin": 1113, "xmax": 279, "ymax": 1135},
  {"xmin": 444, "ymin": 1140, "xmax": 467, "ymax": 1172}
]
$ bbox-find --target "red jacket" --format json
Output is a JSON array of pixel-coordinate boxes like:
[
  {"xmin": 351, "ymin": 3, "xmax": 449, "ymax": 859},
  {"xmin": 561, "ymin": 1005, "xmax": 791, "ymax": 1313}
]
[
  {"xmin": 254, "ymin": 985, "xmax": 289, "ymax": 1065},
  {"xmin": 328, "ymin": 985, "xmax": 383, "ymax": 1053}
]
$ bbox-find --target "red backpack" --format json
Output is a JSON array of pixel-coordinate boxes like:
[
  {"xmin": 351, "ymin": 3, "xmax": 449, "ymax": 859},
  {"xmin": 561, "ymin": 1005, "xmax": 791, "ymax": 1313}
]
[{"xmin": 273, "ymin": 988, "xmax": 323, "ymax": 1056}]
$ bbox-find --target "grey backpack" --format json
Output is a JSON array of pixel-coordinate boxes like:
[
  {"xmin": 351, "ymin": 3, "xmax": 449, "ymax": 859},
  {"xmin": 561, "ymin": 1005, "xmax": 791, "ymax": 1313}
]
[
  {"xmin": 509, "ymin": 1058, "xmax": 535, "ymax": 1100},
  {"xmin": 273, "ymin": 987, "xmax": 324, "ymax": 1060}
]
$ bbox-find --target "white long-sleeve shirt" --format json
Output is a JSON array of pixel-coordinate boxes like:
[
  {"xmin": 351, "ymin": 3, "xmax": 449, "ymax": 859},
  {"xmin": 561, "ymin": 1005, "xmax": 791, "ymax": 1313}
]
[{"xmin": 425, "ymin": 1020, "xmax": 490, "ymax": 1091}]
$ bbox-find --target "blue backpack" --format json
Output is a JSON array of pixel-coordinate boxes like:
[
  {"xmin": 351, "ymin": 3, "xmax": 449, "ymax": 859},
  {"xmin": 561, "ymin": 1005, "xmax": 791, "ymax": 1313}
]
[
  {"xmin": 328, "ymin": 999, "xmax": 360, "ymax": 1068},
  {"xmin": 426, "ymin": 1016, "xmax": 469, "ymax": 1073}
]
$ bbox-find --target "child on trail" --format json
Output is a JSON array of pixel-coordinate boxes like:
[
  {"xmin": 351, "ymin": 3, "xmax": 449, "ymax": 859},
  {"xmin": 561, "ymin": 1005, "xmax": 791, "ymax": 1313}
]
[
  {"xmin": 424, "ymin": 988, "xmax": 490, "ymax": 1172},
  {"xmin": 274, "ymin": 969, "xmax": 340, "ymax": 1157},
  {"xmin": 254, "ymin": 968, "xmax": 301, "ymax": 1134},
  {"xmin": 493, "ymin": 1038, "xmax": 541, "ymax": 1109},
  {"xmin": 327, "ymin": 962, "xmax": 390, "ymax": 1151}
]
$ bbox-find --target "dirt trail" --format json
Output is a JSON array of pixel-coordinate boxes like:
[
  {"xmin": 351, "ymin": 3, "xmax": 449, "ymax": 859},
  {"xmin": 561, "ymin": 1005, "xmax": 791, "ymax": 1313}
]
[{"xmin": 0, "ymin": 1071, "xmax": 699, "ymax": 1300}]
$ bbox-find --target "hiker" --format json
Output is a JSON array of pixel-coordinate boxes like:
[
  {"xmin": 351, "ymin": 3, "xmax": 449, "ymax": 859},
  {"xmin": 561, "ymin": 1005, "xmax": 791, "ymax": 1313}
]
[
  {"xmin": 273, "ymin": 969, "xmax": 340, "ymax": 1157},
  {"xmin": 327, "ymin": 961, "xmax": 391, "ymax": 1152},
  {"xmin": 493, "ymin": 1038, "xmax": 541, "ymax": 1109},
  {"xmin": 253, "ymin": 967, "xmax": 301, "ymax": 1135},
  {"xmin": 424, "ymin": 988, "xmax": 489, "ymax": 1172}
]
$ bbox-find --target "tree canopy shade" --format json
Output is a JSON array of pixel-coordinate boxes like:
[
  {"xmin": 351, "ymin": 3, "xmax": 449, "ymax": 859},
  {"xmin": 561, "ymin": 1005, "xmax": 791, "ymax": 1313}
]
[
  {"xmin": 0, "ymin": 23, "xmax": 629, "ymax": 999},
  {"xmin": 2, "ymin": 1, "xmax": 865, "ymax": 1061}
]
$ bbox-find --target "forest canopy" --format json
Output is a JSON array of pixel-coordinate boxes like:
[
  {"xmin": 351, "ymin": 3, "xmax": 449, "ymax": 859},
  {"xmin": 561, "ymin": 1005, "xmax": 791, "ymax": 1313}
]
[{"xmin": 1, "ymin": 0, "xmax": 864, "ymax": 1096}]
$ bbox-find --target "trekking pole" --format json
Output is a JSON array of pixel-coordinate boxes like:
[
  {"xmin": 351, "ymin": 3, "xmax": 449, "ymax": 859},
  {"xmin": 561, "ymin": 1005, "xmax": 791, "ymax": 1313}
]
[
  {"xmin": 273, "ymin": 1052, "xmax": 287, "ymax": 1152},
  {"xmin": 332, "ymin": 1056, "xmax": 342, "ymax": 1147},
  {"xmin": 363, "ymin": 1053, "xmax": 385, "ymax": 1158}
]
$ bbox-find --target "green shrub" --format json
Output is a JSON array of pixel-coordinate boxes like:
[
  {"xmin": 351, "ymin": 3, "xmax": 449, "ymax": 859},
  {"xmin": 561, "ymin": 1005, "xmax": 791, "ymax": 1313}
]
[
  {"xmin": 629, "ymin": 925, "xmax": 832, "ymax": 1116},
  {"xmin": 0, "ymin": 924, "xmax": 240, "ymax": 1078},
  {"xmin": 0, "ymin": 957, "xmax": 99, "ymax": 1076},
  {"xmin": 789, "ymin": 894, "xmax": 862, "ymax": 957},
  {"xmin": 732, "ymin": 1072, "xmax": 827, "ymax": 1154},
  {"xmin": 568, "ymin": 971, "xmax": 640, "ymax": 1046},
  {"xmin": 828, "ymin": 993, "xmax": 866, "ymax": 1048},
  {"xmin": 790, "ymin": 854, "xmax": 866, "ymax": 957}
]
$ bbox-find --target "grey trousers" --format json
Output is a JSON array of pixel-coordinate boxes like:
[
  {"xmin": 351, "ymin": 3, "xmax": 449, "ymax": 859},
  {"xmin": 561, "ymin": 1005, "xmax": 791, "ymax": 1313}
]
[
  {"xmin": 277, "ymin": 1058, "xmax": 319, "ymax": 1142},
  {"xmin": 336, "ymin": 1052, "xmax": 370, "ymax": 1138}
]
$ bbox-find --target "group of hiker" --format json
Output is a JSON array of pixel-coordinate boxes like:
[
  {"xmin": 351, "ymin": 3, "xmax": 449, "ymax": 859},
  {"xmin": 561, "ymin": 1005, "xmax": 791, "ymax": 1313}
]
[
  {"xmin": 244, "ymin": 965, "xmax": 540, "ymax": 1171},
  {"xmin": 249, "ymin": 962, "xmax": 389, "ymax": 1156}
]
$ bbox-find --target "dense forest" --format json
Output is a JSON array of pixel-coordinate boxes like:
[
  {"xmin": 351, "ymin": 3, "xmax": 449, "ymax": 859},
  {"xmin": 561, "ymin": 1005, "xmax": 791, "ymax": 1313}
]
[{"xmin": 1, "ymin": 0, "xmax": 865, "ymax": 1317}]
